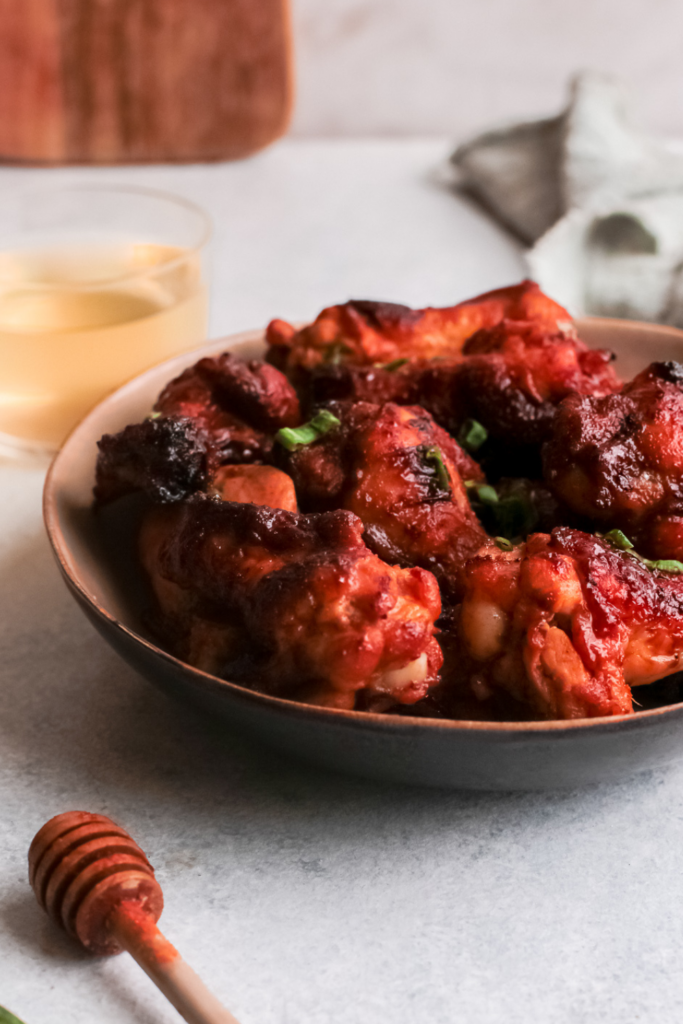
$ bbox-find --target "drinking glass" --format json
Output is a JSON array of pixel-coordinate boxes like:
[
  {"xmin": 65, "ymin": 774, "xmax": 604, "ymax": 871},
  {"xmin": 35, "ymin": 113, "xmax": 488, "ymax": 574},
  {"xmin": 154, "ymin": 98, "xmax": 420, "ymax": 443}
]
[{"xmin": 0, "ymin": 184, "xmax": 211, "ymax": 458}]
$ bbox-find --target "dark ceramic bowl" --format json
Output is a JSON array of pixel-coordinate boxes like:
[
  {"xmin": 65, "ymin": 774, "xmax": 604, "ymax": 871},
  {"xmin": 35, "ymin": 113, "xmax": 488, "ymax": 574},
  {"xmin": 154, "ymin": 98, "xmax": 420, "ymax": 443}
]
[{"xmin": 43, "ymin": 318, "xmax": 683, "ymax": 790}]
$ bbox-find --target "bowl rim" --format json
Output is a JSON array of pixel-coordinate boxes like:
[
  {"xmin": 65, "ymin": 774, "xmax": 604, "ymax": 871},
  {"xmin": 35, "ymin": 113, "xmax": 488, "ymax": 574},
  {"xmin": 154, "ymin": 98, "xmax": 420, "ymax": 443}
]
[{"xmin": 42, "ymin": 316, "xmax": 683, "ymax": 739}]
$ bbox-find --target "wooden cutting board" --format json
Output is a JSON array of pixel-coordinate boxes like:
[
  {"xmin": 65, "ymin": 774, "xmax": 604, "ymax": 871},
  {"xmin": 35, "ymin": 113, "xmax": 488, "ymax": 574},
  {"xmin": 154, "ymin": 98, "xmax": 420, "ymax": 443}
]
[{"xmin": 0, "ymin": 0, "xmax": 293, "ymax": 164}]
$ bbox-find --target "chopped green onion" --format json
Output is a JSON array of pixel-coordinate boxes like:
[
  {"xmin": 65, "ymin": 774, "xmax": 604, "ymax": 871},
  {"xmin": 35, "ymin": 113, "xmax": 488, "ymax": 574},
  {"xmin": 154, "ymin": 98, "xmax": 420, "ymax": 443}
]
[
  {"xmin": 476, "ymin": 484, "xmax": 499, "ymax": 505},
  {"xmin": 423, "ymin": 446, "xmax": 451, "ymax": 491},
  {"xmin": 598, "ymin": 529, "xmax": 683, "ymax": 574},
  {"xmin": 323, "ymin": 341, "xmax": 350, "ymax": 365},
  {"xmin": 494, "ymin": 536, "xmax": 514, "ymax": 551},
  {"xmin": 458, "ymin": 418, "xmax": 488, "ymax": 453},
  {"xmin": 495, "ymin": 495, "xmax": 536, "ymax": 539},
  {"xmin": 467, "ymin": 479, "xmax": 538, "ymax": 541},
  {"xmin": 276, "ymin": 410, "xmax": 341, "ymax": 451},
  {"xmin": 604, "ymin": 529, "xmax": 634, "ymax": 551},
  {"xmin": 147, "ymin": 411, "xmax": 162, "ymax": 420},
  {"xmin": 383, "ymin": 357, "xmax": 409, "ymax": 372},
  {"xmin": 648, "ymin": 559, "xmax": 683, "ymax": 574}
]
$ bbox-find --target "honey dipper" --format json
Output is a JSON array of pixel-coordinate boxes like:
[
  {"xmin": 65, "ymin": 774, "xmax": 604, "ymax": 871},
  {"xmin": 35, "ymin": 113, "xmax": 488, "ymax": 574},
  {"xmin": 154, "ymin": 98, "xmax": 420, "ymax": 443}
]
[{"xmin": 28, "ymin": 811, "xmax": 241, "ymax": 1024}]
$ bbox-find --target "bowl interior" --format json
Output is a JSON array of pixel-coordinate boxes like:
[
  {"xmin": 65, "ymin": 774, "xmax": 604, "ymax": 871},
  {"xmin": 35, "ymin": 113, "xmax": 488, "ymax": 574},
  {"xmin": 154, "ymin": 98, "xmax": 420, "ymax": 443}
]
[{"xmin": 44, "ymin": 316, "xmax": 683, "ymax": 728}]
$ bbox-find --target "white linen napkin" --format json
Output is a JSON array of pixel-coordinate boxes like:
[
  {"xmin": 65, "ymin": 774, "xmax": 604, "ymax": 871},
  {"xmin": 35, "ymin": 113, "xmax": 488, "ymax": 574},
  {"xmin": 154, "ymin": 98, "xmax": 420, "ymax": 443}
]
[{"xmin": 452, "ymin": 72, "xmax": 683, "ymax": 326}]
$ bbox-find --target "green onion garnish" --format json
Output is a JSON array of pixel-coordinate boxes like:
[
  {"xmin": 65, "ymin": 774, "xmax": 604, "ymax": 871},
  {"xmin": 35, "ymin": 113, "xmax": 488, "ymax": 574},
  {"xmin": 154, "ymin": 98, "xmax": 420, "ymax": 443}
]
[
  {"xmin": 423, "ymin": 446, "xmax": 450, "ymax": 491},
  {"xmin": 495, "ymin": 495, "xmax": 536, "ymax": 539},
  {"xmin": 475, "ymin": 484, "xmax": 499, "ymax": 505},
  {"xmin": 648, "ymin": 559, "xmax": 683, "ymax": 574},
  {"xmin": 323, "ymin": 341, "xmax": 350, "ymax": 365},
  {"xmin": 604, "ymin": 529, "xmax": 634, "ymax": 551},
  {"xmin": 383, "ymin": 357, "xmax": 409, "ymax": 372},
  {"xmin": 599, "ymin": 530, "xmax": 683, "ymax": 574},
  {"xmin": 494, "ymin": 536, "xmax": 514, "ymax": 551},
  {"xmin": 466, "ymin": 480, "xmax": 538, "ymax": 540},
  {"xmin": 276, "ymin": 410, "xmax": 341, "ymax": 451},
  {"xmin": 458, "ymin": 418, "xmax": 488, "ymax": 453}
]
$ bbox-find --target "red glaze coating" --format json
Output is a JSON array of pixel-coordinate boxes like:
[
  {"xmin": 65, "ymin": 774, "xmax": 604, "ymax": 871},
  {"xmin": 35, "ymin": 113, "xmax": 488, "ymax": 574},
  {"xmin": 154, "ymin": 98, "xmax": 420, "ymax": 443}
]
[
  {"xmin": 266, "ymin": 280, "xmax": 573, "ymax": 378},
  {"xmin": 28, "ymin": 812, "xmax": 163, "ymax": 956},
  {"xmin": 543, "ymin": 361, "xmax": 683, "ymax": 556},
  {"xmin": 452, "ymin": 527, "xmax": 683, "ymax": 720},
  {"xmin": 305, "ymin": 319, "xmax": 619, "ymax": 483},
  {"xmin": 281, "ymin": 401, "xmax": 489, "ymax": 600},
  {"xmin": 139, "ymin": 496, "xmax": 443, "ymax": 710},
  {"xmin": 94, "ymin": 352, "xmax": 302, "ymax": 506}
]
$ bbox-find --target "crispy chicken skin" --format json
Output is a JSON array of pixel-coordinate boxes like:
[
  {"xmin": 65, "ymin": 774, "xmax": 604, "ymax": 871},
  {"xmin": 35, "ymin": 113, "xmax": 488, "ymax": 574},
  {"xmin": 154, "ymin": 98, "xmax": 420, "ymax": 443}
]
[
  {"xmin": 94, "ymin": 416, "xmax": 210, "ymax": 505},
  {"xmin": 139, "ymin": 496, "xmax": 443, "ymax": 710},
  {"xmin": 281, "ymin": 401, "xmax": 490, "ymax": 599},
  {"xmin": 543, "ymin": 362, "xmax": 683, "ymax": 557},
  {"xmin": 308, "ymin": 319, "xmax": 620, "ymax": 450},
  {"xmin": 154, "ymin": 351, "xmax": 301, "ymax": 462},
  {"xmin": 266, "ymin": 280, "xmax": 573, "ymax": 379},
  {"xmin": 448, "ymin": 319, "xmax": 620, "ymax": 444},
  {"xmin": 454, "ymin": 527, "xmax": 683, "ymax": 720},
  {"xmin": 94, "ymin": 353, "xmax": 301, "ymax": 505}
]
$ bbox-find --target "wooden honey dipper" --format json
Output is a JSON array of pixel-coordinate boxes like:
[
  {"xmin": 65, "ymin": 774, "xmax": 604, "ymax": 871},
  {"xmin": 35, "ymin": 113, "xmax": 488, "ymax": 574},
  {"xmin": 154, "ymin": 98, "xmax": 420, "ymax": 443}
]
[{"xmin": 28, "ymin": 811, "xmax": 241, "ymax": 1024}]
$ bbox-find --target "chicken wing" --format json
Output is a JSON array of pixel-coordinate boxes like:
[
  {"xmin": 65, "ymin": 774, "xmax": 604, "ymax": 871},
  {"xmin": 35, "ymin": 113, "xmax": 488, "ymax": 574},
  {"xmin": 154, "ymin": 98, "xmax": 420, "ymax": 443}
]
[
  {"xmin": 140, "ymin": 496, "xmax": 443, "ymax": 711},
  {"xmin": 451, "ymin": 527, "xmax": 683, "ymax": 720},
  {"xmin": 306, "ymin": 319, "xmax": 619, "ymax": 479},
  {"xmin": 94, "ymin": 352, "xmax": 301, "ymax": 505},
  {"xmin": 280, "ymin": 401, "xmax": 490, "ymax": 599},
  {"xmin": 543, "ymin": 361, "xmax": 683, "ymax": 558},
  {"xmin": 266, "ymin": 280, "xmax": 573, "ymax": 381}
]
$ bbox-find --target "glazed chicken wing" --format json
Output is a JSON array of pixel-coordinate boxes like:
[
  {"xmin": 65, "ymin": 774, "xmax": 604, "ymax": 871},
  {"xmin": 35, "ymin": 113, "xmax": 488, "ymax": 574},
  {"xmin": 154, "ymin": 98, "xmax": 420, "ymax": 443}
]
[
  {"xmin": 543, "ymin": 361, "xmax": 683, "ymax": 558},
  {"xmin": 447, "ymin": 319, "xmax": 620, "ymax": 444},
  {"xmin": 140, "ymin": 496, "xmax": 443, "ymax": 711},
  {"xmin": 266, "ymin": 280, "xmax": 573, "ymax": 381},
  {"xmin": 451, "ymin": 527, "xmax": 683, "ymax": 720},
  {"xmin": 281, "ymin": 401, "xmax": 490, "ymax": 599},
  {"xmin": 94, "ymin": 352, "xmax": 301, "ymax": 505},
  {"xmin": 306, "ymin": 319, "xmax": 620, "ymax": 480}
]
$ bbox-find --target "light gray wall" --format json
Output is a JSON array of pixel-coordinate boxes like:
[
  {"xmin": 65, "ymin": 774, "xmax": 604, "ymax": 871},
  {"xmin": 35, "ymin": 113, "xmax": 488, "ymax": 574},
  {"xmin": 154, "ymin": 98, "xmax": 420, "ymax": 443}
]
[{"xmin": 290, "ymin": 0, "xmax": 683, "ymax": 140}]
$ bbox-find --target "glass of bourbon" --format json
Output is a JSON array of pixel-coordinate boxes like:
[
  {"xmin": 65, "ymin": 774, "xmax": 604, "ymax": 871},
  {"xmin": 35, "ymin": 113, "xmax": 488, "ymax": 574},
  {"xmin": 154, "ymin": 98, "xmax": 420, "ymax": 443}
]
[{"xmin": 0, "ymin": 184, "xmax": 210, "ymax": 459}]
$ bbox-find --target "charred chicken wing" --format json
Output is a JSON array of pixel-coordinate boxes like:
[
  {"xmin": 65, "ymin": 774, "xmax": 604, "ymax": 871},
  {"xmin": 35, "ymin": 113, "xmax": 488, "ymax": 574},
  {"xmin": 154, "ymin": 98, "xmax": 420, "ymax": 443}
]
[
  {"xmin": 281, "ymin": 401, "xmax": 490, "ymax": 599},
  {"xmin": 543, "ymin": 361, "xmax": 683, "ymax": 558},
  {"xmin": 140, "ymin": 496, "xmax": 443, "ymax": 710},
  {"xmin": 94, "ymin": 352, "xmax": 301, "ymax": 504},
  {"xmin": 307, "ymin": 319, "xmax": 620, "ymax": 481}
]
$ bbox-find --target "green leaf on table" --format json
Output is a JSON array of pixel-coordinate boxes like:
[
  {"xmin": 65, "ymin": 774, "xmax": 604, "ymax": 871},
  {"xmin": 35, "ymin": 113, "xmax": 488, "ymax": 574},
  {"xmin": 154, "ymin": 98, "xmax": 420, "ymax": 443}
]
[{"xmin": 0, "ymin": 1006, "xmax": 28, "ymax": 1024}]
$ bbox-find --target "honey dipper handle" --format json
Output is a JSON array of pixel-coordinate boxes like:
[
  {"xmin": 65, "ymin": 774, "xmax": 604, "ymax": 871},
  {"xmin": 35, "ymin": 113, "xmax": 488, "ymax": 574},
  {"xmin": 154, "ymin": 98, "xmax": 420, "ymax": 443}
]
[{"xmin": 109, "ymin": 902, "xmax": 242, "ymax": 1024}]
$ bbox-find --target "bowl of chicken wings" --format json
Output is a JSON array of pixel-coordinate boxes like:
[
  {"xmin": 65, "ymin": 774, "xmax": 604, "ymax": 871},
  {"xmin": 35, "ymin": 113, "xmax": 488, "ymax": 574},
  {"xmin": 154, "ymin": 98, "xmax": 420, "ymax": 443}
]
[{"xmin": 44, "ymin": 281, "xmax": 683, "ymax": 790}]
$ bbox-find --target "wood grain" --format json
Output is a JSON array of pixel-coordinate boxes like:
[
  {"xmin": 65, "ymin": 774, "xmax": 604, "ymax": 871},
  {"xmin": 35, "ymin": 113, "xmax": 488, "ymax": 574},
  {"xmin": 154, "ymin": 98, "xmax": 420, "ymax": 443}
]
[{"xmin": 0, "ymin": 0, "xmax": 292, "ymax": 164}]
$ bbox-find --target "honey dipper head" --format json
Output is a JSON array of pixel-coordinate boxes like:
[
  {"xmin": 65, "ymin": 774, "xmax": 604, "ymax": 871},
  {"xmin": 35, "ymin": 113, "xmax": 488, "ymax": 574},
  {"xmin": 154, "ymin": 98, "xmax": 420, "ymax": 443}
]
[{"xmin": 28, "ymin": 811, "xmax": 163, "ymax": 956}]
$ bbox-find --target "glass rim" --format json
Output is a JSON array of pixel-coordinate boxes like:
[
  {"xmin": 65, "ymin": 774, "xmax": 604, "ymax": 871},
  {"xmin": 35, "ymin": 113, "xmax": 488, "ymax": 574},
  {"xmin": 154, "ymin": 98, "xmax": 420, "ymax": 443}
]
[{"xmin": 0, "ymin": 182, "xmax": 212, "ymax": 291}]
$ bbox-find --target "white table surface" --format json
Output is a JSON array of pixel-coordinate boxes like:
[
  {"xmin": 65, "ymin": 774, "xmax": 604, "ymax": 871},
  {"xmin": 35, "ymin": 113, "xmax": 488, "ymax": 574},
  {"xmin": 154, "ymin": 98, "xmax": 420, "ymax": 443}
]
[{"xmin": 3, "ymin": 139, "xmax": 683, "ymax": 1024}]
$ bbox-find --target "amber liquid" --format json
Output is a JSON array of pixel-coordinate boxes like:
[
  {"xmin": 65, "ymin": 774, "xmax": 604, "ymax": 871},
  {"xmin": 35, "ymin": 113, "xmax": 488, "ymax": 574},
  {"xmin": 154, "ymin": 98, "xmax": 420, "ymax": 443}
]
[{"xmin": 0, "ymin": 243, "xmax": 207, "ymax": 451}]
